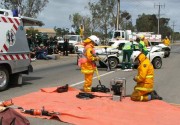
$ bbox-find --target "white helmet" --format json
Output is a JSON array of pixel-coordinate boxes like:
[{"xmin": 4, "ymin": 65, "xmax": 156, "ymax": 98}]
[{"xmin": 88, "ymin": 35, "xmax": 100, "ymax": 45}]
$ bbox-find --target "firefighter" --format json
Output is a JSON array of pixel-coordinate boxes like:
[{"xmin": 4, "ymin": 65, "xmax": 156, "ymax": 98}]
[
  {"xmin": 162, "ymin": 36, "xmax": 171, "ymax": 46},
  {"xmin": 122, "ymin": 39, "xmax": 133, "ymax": 70},
  {"xmin": 137, "ymin": 35, "xmax": 148, "ymax": 56},
  {"xmin": 79, "ymin": 35, "xmax": 100, "ymax": 92},
  {"xmin": 80, "ymin": 24, "xmax": 84, "ymax": 39},
  {"xmin": 131, "ymin": 52, "xmax": 162, "ymax": 101}
]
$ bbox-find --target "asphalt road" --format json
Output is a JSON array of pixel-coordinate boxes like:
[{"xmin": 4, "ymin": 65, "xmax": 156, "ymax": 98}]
[{"xmin": 1, "ymin": 44, "xmax": 180, "ymax": 124}]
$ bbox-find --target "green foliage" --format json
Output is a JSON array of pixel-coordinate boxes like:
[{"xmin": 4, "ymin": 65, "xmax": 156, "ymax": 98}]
[
  {"xmin": 88, "ymin": 0, "xmax": 117, "ymax": 37},
  {"xmin": 54, "ymin": 27, "xmax": 69, "ymax": 37},
  {"xmin": 136, "ymin": 14, "xmax": 157, "ymax": 32},
  {"xmin": 26, "ymin": 27, "xmax": 39, "ymax": 37},
  {"xmin": 136, "ymin": 13, "xmax": 173, "ymax": 37},
  {"xmin": 0, "ymin": 0, "xmax": 49, "ymax": 18}
]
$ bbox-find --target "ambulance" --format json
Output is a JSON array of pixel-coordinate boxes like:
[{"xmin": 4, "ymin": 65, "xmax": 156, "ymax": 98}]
[{"xmin": 0, "ymin": 9, "xmax": 43, "ymax": 91}]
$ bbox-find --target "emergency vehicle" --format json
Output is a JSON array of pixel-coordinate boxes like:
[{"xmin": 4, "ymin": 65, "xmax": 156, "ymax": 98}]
[{"xmin": 0, "ymin": 9, "xmax": 43, "ymax": 91}]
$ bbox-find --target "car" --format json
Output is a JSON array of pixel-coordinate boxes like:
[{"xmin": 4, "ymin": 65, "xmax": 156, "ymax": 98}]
[
  {"xmin": 97, "ymin": 40, "xmax": 164, "ymax": 69},
  {"xmin": 58, "ymin": 35, "xmax": 82, "ymax": 53},
  {"xmin": 149, "ymin": 41, "xmax": 171, "ymax": 58}
]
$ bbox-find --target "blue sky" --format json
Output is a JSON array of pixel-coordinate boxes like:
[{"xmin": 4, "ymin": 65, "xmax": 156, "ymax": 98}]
[{"xmin": 37, "ymin": 0, "xmax": 180, "ymax": 32}]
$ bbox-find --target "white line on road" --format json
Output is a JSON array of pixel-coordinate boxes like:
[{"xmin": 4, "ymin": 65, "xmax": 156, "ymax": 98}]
[{"xmin": 70, "ymin": 69, "xmax": 121, "ymax": 87}]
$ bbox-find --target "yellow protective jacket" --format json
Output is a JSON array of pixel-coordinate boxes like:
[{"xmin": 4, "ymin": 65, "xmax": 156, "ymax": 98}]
[
  {"xmin": 134, "ymin": 53, "xmax": 154, "ymax": 92},
  {"xmin": 80, "ymin": 43, "xmax": 98, "ymax": 74},
  {"xmin": 163, "ymin": 38, "xmax": 170, "ymax": 46}
]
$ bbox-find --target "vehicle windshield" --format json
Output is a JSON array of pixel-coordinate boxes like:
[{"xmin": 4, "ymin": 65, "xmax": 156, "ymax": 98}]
[{"xmin": 66, "ymin": 35, "xmax": 77, "ymax": 41}]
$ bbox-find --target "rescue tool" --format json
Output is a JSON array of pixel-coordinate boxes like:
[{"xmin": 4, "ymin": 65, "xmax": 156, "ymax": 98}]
[
  {"xmin": 91, "ymin": 67, "xmax": 110, "ymax": 93},
  {"xmin": 21, "ymin": 106, "xmax": 60, "ymax": 116},
  {"xmin": 110, "ymin": 78, "xmax": 126, "ymax": 101}
]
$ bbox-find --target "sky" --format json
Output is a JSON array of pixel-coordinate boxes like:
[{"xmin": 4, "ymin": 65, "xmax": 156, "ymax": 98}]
[{"xmin": 37, "ymin": 0, "xmax": 180, "ymax": 32}]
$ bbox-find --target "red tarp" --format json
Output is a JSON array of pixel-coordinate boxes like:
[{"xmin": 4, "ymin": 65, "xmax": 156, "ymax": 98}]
[{"xmin": 12, "ymin": 87, "xmax": 180, "ymax": 125}]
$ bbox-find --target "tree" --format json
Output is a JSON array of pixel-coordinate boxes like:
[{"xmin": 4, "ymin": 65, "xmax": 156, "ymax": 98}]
[
  {"xmin": 88, "ymin": 0, "xmax": 117, "ymax": 38},
  {"xmin": 136, "ymin": 14, "xmax": 157, "ymax": 32},
  {"xmin": 120, "ymin": 11, "xmax": 134, "ymax": 31},
  {"xmin": 54, "ymin": 27, "xmax": 69, "ymax": 37},
  {"xmin": 0, "ymin": 0, "xmax": 49, "ymax": 18},
  {"xmin": 136, "ymin": 13, "xmax": 172, "ymax": 37},
  {"xmin": 69, "ymin": 13, "xmax": 92, "ymax": 38}
]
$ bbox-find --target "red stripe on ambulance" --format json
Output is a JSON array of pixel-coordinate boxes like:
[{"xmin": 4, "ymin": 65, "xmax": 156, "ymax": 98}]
[{"xmin": 0, "ymin": 16, "xmax": 20, "ymax": 52}]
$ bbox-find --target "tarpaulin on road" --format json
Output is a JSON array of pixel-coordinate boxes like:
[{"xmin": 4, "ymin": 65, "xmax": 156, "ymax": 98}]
[{"xmin": 12, "ymin": 87, "xmax": 180, "ymax": 125}]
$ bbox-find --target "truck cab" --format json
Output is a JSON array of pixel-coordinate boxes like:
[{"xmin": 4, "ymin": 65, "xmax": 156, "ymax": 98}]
[
  {"xmin": 58, "ymin": 35, "xmax": 82, "ymax": 53},
  {"xmin": 0, "ymin": 8, "xmax": 43, "ymax": 91}
]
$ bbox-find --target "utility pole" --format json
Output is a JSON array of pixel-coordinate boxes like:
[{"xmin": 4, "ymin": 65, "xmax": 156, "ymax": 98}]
[
  {"xmin": 116, "ymin": 0, "xmax": 120, "ymax": 30},
  {"xmin": 154, "ymin": 3, "xmax": 165, "ymax": 34},
  {"xmin": 171, "ymin": 21, "xmax": 176, "ymax": 43}
]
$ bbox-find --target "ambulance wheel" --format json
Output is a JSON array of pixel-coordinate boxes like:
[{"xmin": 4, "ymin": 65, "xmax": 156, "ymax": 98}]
[
  {"xmin": 0, "ymin": 66, "xmax": 9, "ymax": 91},
  {"xmin": 10, "ymin": 73, "xmax": 23, "ymax": 85}
]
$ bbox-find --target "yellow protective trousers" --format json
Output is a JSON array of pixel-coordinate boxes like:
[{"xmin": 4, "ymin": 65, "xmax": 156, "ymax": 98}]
[
  {"xmin": 83, "ymin": 73, "xmax": 94, "ymax": 92},
  {"xmin": 131, "ymin": 89, "xmax": 151, "ymax": 101}
]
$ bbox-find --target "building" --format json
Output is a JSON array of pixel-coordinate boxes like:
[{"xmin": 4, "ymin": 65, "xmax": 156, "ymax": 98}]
[{"xmin": 25, "ymin": 27, "xmax": 56, "ymax": 37}]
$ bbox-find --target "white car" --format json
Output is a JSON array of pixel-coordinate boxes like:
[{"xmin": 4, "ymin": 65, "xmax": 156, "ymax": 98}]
[
  {"xmin": 149, "ymin": 41, "xmax": 171, "ymax": 58},
  {"xmin": 58, "ymin": 35, "xmax": 82, "ymax": 53},
  {"xmin": 97, "ymin": 41, "xmax": 164, "ymax": 69}
]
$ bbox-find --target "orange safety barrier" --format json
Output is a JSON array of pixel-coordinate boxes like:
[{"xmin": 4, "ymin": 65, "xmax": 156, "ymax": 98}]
[{"xmin": 12, "ymin": 87, "xmax": 180, "ymax": 125}]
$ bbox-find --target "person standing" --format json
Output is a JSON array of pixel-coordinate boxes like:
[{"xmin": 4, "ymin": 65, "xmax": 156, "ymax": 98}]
[
  {"xmin": 122, "ymin": 39, "xmax": 133, "ymax": 70},
  {"xmin": 163, "ymin": 36, "xmax": 171, "ymax": 46},
  {"xmin": 63, "ymin": 38, "xmax": 69, "ymax": 56},
  {"xmin": 131, "ymin": 52, "xmax": 162, "ymax": 101},
  {"xmin": 78, "ymin": 35, "xmax": 100, "ymax": 92},
  {"xmin": 137, "ymin": 36, "xmax": 148, "ymax": 56},
  {"xmin": 80, "ymin": 24, "xmax": 84, "ymax": 39}
]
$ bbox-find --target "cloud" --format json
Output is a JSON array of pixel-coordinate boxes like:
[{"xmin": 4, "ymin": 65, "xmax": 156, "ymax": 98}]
[{"xmin": 37, "ymin": 0, "xmax": 180, "ymax": 32}]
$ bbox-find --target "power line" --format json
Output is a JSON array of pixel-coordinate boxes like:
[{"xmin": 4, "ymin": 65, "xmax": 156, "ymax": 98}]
[{"xmin": 154, "ymin": 3, "xmax": 165, "ymax": 34}]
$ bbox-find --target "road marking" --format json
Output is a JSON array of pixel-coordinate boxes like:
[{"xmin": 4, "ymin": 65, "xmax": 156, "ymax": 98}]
[{"xmin": 70, "ymin": 69, "xmax": 121, "ymax": 87}]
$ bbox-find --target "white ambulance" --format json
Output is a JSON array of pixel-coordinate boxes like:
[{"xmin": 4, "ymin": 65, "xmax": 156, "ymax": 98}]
[{"xmin": 0, "ymin": 9, "xmax": 43, "ymax": 91}]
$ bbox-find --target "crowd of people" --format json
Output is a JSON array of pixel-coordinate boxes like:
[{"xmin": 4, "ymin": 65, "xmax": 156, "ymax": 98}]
[{"xmin": 27, "ymin": 35, "xmax": 69, "ymax": 61}]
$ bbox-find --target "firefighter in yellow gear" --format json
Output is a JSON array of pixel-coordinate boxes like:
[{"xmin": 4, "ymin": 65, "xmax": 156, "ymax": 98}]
[
  {"xmin": 131, "ymin": 52, "xmax": 162, "ymax": 101},
  {"xmin": 162, "ymin": 36, "xmax": 171, "ymax": 46},
  {"xmin": 80, "ymin": 24, "xmax": 84, "ymax": 39},
  {"xmin": 79, "ymin": 35, "xmax": 100, "ymax": 92}
]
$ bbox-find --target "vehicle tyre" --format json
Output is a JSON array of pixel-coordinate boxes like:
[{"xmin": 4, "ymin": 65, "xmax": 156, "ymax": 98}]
[
  {"xmin": 10, "ymin": 73, "xmax": 23, "ymax": 85},
  {"xmin": 166, "ymin": 50, "xmax": 170, "ymax": 57},
  {"xmin": 152, "ymin": 57, "xmax": 162, "ymax": 69},
  {"xmin": 0, "ymin": 66, "xmax": 9, "ymax": 91},
  {"xmin": 108, "ymin": 57, "xmax": 118, "ymax": 69}
]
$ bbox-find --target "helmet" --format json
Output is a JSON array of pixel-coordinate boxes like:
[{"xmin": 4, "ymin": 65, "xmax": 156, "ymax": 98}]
[
  {"xmin": 88, "ymin": 35, "xmax": 100, "ymax": 45},
  {"xmin": 139, "ymin": 34, "xmax": 145, "ymax": 39},
  {"xmin": 134, "ymin": 51, "xmax": 142, "ymax": 61}
]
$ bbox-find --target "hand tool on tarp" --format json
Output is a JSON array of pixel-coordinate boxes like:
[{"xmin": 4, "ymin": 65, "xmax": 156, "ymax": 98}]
[
  {"xmin": 91, "ymin": 67, "xmax": 110, "ymax": 93},
  {"xmin": 90, "ymin": 51, "xmax": 110, "ymax": 93},
  {"xmin": 21, "ymin": 106, "xmax": 60, "ymax": 116},
  {"xmin": 76, "ymin": 92, "xmax": 111, "ymax": 100}
]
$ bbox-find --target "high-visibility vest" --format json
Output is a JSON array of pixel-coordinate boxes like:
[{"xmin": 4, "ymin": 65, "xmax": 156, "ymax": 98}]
[
  {"xmin": 123, "ymin": 42, "xmax": 132, "ymax": 50},
  {"xmin": 140, "ymin": 41, "xmax": 147, "ymax": 51}
]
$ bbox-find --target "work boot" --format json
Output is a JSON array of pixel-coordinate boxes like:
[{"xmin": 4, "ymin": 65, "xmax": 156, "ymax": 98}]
[{"xmin": 150, "ymin": 90, "xmax": 163, "ymax": 100}]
